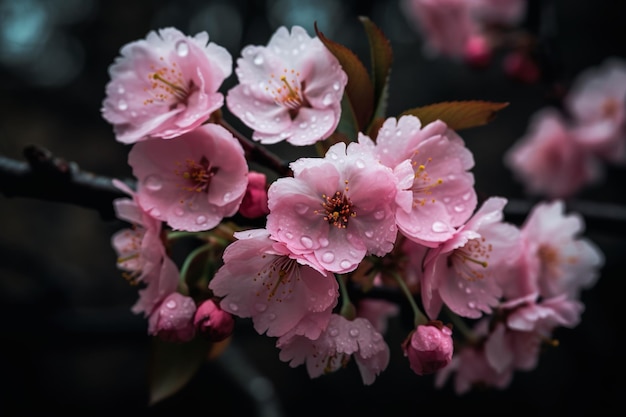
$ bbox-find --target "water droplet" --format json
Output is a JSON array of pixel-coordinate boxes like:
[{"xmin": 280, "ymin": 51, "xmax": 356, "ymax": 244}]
[
  {"xmin": 165, "ymin": 299, "xmax": 177, "ymax": 309},
  {"xmin": 285, "ymin": 232, "xmax": 294, "ymax": 240},
  {"xmin": 443, "ymin": 197, "xmax": 451, "ymax": 204},
  {"xmin": 372, "ymin": 333, "xmax": 382, "ymax": 342},
  {"xmin": 267, "ymin": 313, "xmax": 276, "ymax": 321},
  {"xmin": 319, "ymin": 237, "xmax": 329, "ymax": 247},
  {"xmin": 176, "ymin": 40, "xmax": 189, "ymax": 57},
  {"xmin": 150, "ymin": 208, "xmax": 161, "ymax": 217},
  {"xmin": 454, "ymin": 204, "xmax": 465, "ymax": 213},
  {"xmin": 117, "ymin": 85, "xmax": 125, "ymax": 94},
  {"xmin": 130, "ymin": 111, "xmax": 137, "ymax": 118},
  {"xmin": 300, "ymin": 236, "xmax": 313, "ymax": 248},
  {"xmin": 196, "ymin": 215, "xmax": 207, "ymax": 225},
  {"xmin": 355, "ymin": 159, "xmax": 365, "ymax": 169},
  {"xmin": 328, "ymin": 327, "xmax": 339, "ymax": 337},
  {"xmin": 144, "ymin": 175, "xmax": 162, "ymax": 191},
  {"xmin": 364, "ymin": 230, "xmax": 374, "ymax": 238},
  {"xmin": 327, "ymin": 289, "xmax": 335, "ymax": 297},
  {"xmin": 462, "ymin": 192, "xmax": 472, "ymax": 201},
  {"xmin": 447, "ymin": 174, "xmax": 456, "ymax": 181},
  {"xmin": 253, "ymin": 54, "xmax": 264, "ymax": 65},
  {"xmin": 349, "ymin": 328, "xmax": 360, "ymax": 337},
  {"xmin": 294, "ymin": 203, "xmax": 309, "ymax": 214},
  {"xmin": 374, "ymin": 210, "xmax": 385, "ymax": 220},
  {"xmin": 292, "ymin": 48, "xmax": 299, "ymax": 55},
  {"xmin": 332, "ymin": 81, "xmax": 341, "ymax": 91},
  {"xmin": 467, "ymin": 301, "xmax": 476, "ymax": 309},
  {"xmin": 340, "ymin": 260, "xmax": 352, "ymax": 270},
  {"xmin": 174, "ymin": 206, "xmax": 184, "ymax": 216},
  {"xmin": 229, "ymin": 302, "xmax": 239, "ymax": 312},
  {"xmin": 224, "ymin": 192, "xmax": 232, "ymax": 202},
  {"xmin": 117, "ymin": 99, "xmax": 128, "ymax": 111},
  {"xmin": 242, "ymin": 86, "xmax": 251, "ymax": 96},
  {"xmin": 329, "ymin": 152, "xmax": 338, "ymax": 160},
  {"xmin": 299, "ymin": 121, "xmax": 308, "ymax": 129},
  {"xmin": 322, "ymin": 93, "xmax": 334, "ymax": 106},
  {"xmin": 465, "ymin": 287, "xmax": 472, "ymax": 294},
  {"xmin": 322, "ymin": 251, "xmax": 335, "ymax": 263},
  {"xmin": 255, "ymin": 303, "xmax": 267, "ymax": 312},
  {"xmin": 431, "ymin": 221, "xmax": 447, "ymax": 233},
  {"xmin": 245, "ymin": 111, "xmax": 256, "ymax": 122}
]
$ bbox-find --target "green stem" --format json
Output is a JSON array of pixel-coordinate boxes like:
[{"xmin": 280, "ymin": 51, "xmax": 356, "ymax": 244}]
[
  {"xmin": 392, "ymin": 272, "xmax": 427, "ymax": 327},
  {"xmin": 337, "ymin": 274, "xmax": 356, "ymax": 320},
  {"xmin": 179, "ymin": 244, "xmax": 212, "ymax": 295}
]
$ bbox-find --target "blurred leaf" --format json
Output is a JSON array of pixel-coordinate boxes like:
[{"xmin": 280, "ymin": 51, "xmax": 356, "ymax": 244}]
[
  {"xmin": 400, "ymin": 101, "xmax": 510, "ymax": 131},
  {"xmin": 367, "ymin": 117, "xmax": 386, "ymax": 141},
  {"xmin": 149, "ymin": 337, "xmax": 211, "ymax": 405},
  {"xmin": 359, "ymin": 16, "xmax": 393, "ymax": 120},
  {"xmin": 315, "ymin": 22, "xmax": 374, "ymax": 132},
  {"xmin": 335, "ymin": 94, "xmax": 359, "ymax": 141}
]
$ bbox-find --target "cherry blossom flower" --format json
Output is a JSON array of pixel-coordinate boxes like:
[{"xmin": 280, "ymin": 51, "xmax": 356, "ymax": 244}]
[
  {"xmin": 470, "ymin": 0, "xmax": 527, "ymax": 25},
  {"xmin": 128, "ymin": 123, "xmax": 248, "ymax": 232},
  {"xmin": 102, "ymin": 28, "xmax": 232, "ymax": 144},
  {"xmin": 110, "ymin": 181, "xmax": 179, "ymax": 317},
  {"xmin": 193, "ymin": 299, "xmax": 235, "ymax": 342},
  {"xmin": 403, "ymin": 321, "xmax": 454, "ymax": 375},
  {"xmin": 520, "ymin": 200, "xmax": 604, "ymax": 300},
  {"xmin": 239, "ymin": 171, "xmax": 269, "ymax": 219},
  {"xmin": 358, "ymin": 115, "xmax": 476, "ymax": 247},
  {"xmin": 148, "ymin": 292, "xmax": 197, "ymax": 342},
  {"xmin": 356, "ymin": 299, "xmax": 399, "ymax": 334},
  {"xmin": 266, "ymin": 142, "xmax": 398, "ymax": 273},
  {"xmin": 504, "ymin": 109, "xmax": 601, "ymax": 198},
  {"xmin": 421, "ymin": 197, "xmax": 521, "ymax": 319},
  {"xmin": 226, "ymin": 26, "xmax": 347, "ymax": 146},
  {"xmin": 566, "ymin": 58, "xmax": 626, "ymax": 163},
  {"xmin": 209, "ymin": 229, "xmax": 338, "ymax": 340},
  {"xmin": 277, "ymin": 314, "xmax": 390, "ymax": 385}
]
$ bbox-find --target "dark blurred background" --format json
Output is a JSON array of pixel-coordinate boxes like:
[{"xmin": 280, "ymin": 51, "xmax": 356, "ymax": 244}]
[{"xmin": 1, "ymin": 0, "xmax": 625, "ymax": 416}]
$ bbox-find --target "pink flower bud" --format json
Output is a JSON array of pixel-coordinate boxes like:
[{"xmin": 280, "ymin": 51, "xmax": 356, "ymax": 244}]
[
  {"xmin": 194, "ymin": 299, "xmax": 235, "ymax": 342},
  {"xmin": 148, "ymin": 293, "xmax": 197, "ymax": 343},
  {"xmin": 464, "ymin": 35, "xmax": 492, "ymax": 69},
  {"xmin": 239, "ymin": 172, "xmax": 269, "ymax": 219},
  {"xmin": 503, "ymin": 51, "xmax": 540, "ymax": 84},
  {"xmin": 403, "ymin": 321, "xmax": 453, "ymax": 376}
]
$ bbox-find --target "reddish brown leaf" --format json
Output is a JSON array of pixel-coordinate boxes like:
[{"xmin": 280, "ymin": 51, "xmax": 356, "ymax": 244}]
[
  {"xmin": 359, "ymin": 16, "xmax": 393, "ymax": 118},
  {"xmin": 400, "ymin": 101, "xmax": 510, "ymax": 131}
]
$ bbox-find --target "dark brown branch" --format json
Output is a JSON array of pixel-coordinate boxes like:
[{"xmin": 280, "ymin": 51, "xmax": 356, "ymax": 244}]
[{"xmin": 0, "ymin": 145, "xmax": 132, "ymax": 220}]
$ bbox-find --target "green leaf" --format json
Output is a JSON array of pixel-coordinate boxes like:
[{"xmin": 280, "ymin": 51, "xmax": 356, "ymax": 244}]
[
  {"xmin": 149, "ymin": 337, "xmax": 211, "ymax": 405},
  {"xmin": 400, "ymin": 101, "xmax": 510, "ymax": 131},
  {"xmin": 315, "ymin": 22, "xmax": 374, "ymax": 132},
  {"xmin": 336, "ymin": 94, "xmax": 359, "ymax": 141},
  {"xmin": 359, "ymin": 16, "xmax": 393, "ymax": 120}
]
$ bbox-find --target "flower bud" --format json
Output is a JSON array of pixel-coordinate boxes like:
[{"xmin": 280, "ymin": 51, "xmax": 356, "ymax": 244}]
[
  {"xmin": 194, "ymin": 299, "xmax": 235, "ymax": 342},
  {"xmin": 148, "ymin": 293, "xmax": 197, "ymax": 343},
  {"xmin": 503, "ymin": 51, "xmax": 540, "ymax": 84},
  {"xmin": 239, "ymin": 171, "xmax": 269, "ymax": 219},
  {"xmin": 464, "ymin": 35, "xmax": 492, "ymax": 69},
  {"xmin": 403, "ymin": 321, "xmax": 453, "ymax": 375}
]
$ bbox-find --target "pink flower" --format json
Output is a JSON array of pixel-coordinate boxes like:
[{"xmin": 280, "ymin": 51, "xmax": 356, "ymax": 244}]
[
  {"xmin": 504, "ymin": 109, "xmax": 601, "ymax": 198},
  {"xmin": 148, "ymin": 293, "xmax": 197, "ymax": 342},
  {"xmin": 209, "ymin": 229, "xmax": 338, "ymax": 340},
  {"xmin": 239, "ymin": 171, "xmax": 269, "ymax": 219},
  {"xmin": 403, "ymin": 321, "xmax": 453, "ymax": 375},
  {"xmin": 193, "ymin": 299, "xmax": 235, "ymax": 342},
  {"xmin": 110, "ymin": 181, "xmax": 179, "ymax": 317},
  {"xmin": 266, "ymin": 142, "xmax": 398, "ymax": 273},
  {"xmin": 277, "ymin": 315, "xmax": 390, "ymax": 385},
  {"xmin": 402, "ymin": 0, "xmax": 476, "ymax": 57},
  {"xmin": 469, "ymin": 0, "xmax": 527, "ymax": 25},
  {"xmin": 520, "ymin": 200, "xmax": 604, "ymax": 300},
  {"xmin": 358, "ymin": 115, "xmax": 476, "ymax": 247},
  {"xmin": 421, "ymin": 197, "xmax": 521, "ymax": 319},
  {"xmin": 356, "ymin": 299, "xmax": 399, "ymax": 334},
  {"xmin": 226, "ymin": 26, "xmax": 347, "ymax": 146},
  {"xmin": 128, "ymin": 123, "xmax": 248, "ymax": 232},
  {"xmin": 102, "ymin": 28, "xmax": 232, "ymax": 144},
  {"xmin": 566, "ymin": 58, "xmax": 626, "ymax": 163}
]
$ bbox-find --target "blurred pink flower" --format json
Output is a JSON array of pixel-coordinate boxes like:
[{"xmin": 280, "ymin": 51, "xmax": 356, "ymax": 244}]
[
  {"xmin": 266, "ymin": 142, "xmax": 398, "ymax": 273},
  {"xmin": 277, "ymin": 315, "xmax": 390, "ymax": 385},
  {"xmin": 404, "ymin": 321, "xmax": 454, "ymax": 375},
  {"xmin": 356, "ymin": 299, "xmax": 399, "ymax": 334},
  {"xmin": 226, "ymin": 26, "xmax": 347, "ymax": 146},
  {"xmin": 358, "ymin": 115, "xmax": 476, "ymax": 247},
  {"xmin": 239, "ymin": 171, "xmax": 270, "ymax": 219},
  {"xmin": 128, "ymin": 123, "xmax": 248, "ymax": 232},
  {"xmin": 209, "ymin": 229, "xmax": 338, "ymax": 340},
  {"xmin": 148, "ymin": 292, "xmax": 197, "ymax": 342},
  {"xmin": 505, "ymin": 109, "xmax": 601, "ymax": 198},
  {"xmin": 194, "ymin": 299, "xmax": 235, "ymax": 342},
  {"xmin": 470, "ymin": 0, "xmax": 527, "ymax": 25},
  {"xmin": 102, "ymin": 28, "xmax": 232, "ymax": 144}
]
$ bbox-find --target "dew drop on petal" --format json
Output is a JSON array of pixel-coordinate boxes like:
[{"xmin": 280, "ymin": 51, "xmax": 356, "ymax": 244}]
[
  {"xmin": 253, "ymin": 54, "xmax": 264, "ymax": 65},
  {"xmin": 431, "ymin": 221, "xmax": 447, "ymax": 233},
  {"xmin": 364, "ymin": 230, "xmax": 374, "ymax": 238},
  {"xmin": 355, "ymin": 159, "xmax": 365, "ymax": 169},
  {"xmin": 332, "ymin": 82, "xmax": 341, "ymax": 91},
  {"xmin": 327, "ymin": 288, "xmax": 335, "ymax": 297},
  {"xmin": 245, "ymin": 111, "xmax": 256, "ymax": 122},
  {"xmin": 372, "ymin": 333, "xmax": 382, "ymax": 342},
  {"xmin": 299, "ymin": 121, "xmax": 308, "ymax": 129},
  {"xmin": 223, "ymin": 192, "xmax": 232, "ymax": 202},
  {"xmin": 462, "ymin": 192, "xmax": 472, "ymax": 201},
  {"xmin": 144, "ymin": 174, "xmax": 162, "ymax": 191},
  {"xmin": 322, "ymin": 251, "xmax": 335, "ymax": 263},
  {"xmin": 340, "ymin": 260, "xmax": 352, "ymax": 270},
  {"xmin": 349, "ymin": 328, "xmax": 360, "ymax": 337},
  {"xmin": 150, "ymin": 208, "xmax": 161, "ymax": 217},
  {"xmin": 467, "ymin": 301, "xmax": 476, "ymax": 309},
  {"xmin": 176, "ymin": 40, "xmax": 189, "ymax": 57},
  {"xmin": 117, "ymin": 85, "xmax": 125, "ymax": 94},
  {"xmin": 285, "ymin": 232, "xmax": 294, "ymax": 240},
  {"xmin": 294, "ymin": 203, "xmax": 309, "ymax": 214},
  {"xmin": 117, "ymin": 99, "xmax": 128, "ymax": 111},
  {"xmin": 465, "ymin": 287, "xmax": 472, "ymax": 294},
  {"xmin": 255, "ymin": 303, "xmax": 267, "ymax": 312},
  {"xmin": 229, "ymin": 302, "xmax": 239, "ymax": 312},
  {"xmin": 319, "ymin": 237, "xmax": 329, "ymax": 247},
  {"xmin": 300, "ymin": 236, "xmax": 313, "ymax": 248},
  {"xmin": 374, "ymin": 210, "xmax": 385, "ymax": 220},
  {"xmin": 196, "ymin": 215, "xmax": 207, "ymax": 225},
  {"xmin": 267, "ymin": 313, "xmax": 276, "ymax": 321},
  {"xmin": 443, "ymin": 197, "xmax": 451, "ymax": 204},
  {"xmin": 328, "ymin": 327, "xmax": 339, "ymax": 337},
  {"xmin": 322, "ymin": 93, "xmax": 334, "ymax": 106},
  {"xmin": 174, "ymin": 206, "xmax": 185, "ymax": 216},
  {"xmin": 454, "ymin": 204, "xmax": 464, "ymax": 213},
  {"xmin": 165, "ymin": 299, "xmax": 177, "ymax": 309}
]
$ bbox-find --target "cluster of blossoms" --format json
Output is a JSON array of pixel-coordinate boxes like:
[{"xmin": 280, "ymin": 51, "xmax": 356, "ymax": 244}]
[
  {"xmin": 505, "ymin": 58, "xmax": 626, "ymax": 198},
  {"xmin": 103, "ymin": 20, "xmax": 603, "ymax": 395}
]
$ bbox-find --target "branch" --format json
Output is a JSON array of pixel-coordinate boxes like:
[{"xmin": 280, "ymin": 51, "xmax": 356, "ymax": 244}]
[{"xmin": 0, "ymin": 145, "xmax": 131, "ymax": 221}]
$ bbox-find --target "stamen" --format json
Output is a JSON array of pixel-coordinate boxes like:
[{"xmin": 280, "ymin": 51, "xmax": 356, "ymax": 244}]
[
  {"xmin": 174, "ymin": 156, "xmax": 217, "ymax": 193},
  {"xmin": 412, "ymin": 157, "xmax": 443, "ymax": 207},
  {"xmin": 314, "ymin": 190, "xmax": 356, "ymax": 229},
  {"xmin": 143, "ymin": 60, "xmax": 188, "ymax": 105},
  {"xmin": 450, "ymin": 237, "xmax": 491, "ymax": 281},
  {"xmin": 267, "ymin": 69, "xmax": 303, "ymax": 110}
]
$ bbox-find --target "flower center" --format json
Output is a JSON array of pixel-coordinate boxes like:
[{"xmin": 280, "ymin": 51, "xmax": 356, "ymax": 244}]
[
  {"xmin": 267, "ymin": 68, "xmax": 307, "ymax": 117},
  {"xmin": 174, "ymin": 156, "xmax": 218, "ymax": 193},
  {"xmin": 316, "ymin": 190, "xmax": 356, "ymax": 229},
  {"xmin": 449, "ymin": 237, "xmax": 491, "ymax": 281},
  {"xmin": 254, "ymin": 256, "xmax": 300, "ymax": 302},
  {"xmin": 537, "ymin": 244, "xmax": 577, "ymax": 279},
  {"xmin": 412, "ymin": 156, "xmax": 443, "ymax": 207},
  {"xmin": 143, "ymin": 58, "xmax": 190, "ymax": 106},
  {"xmin": 602, "ymin": 97, "xmax": 620, "ymax": 118}
]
